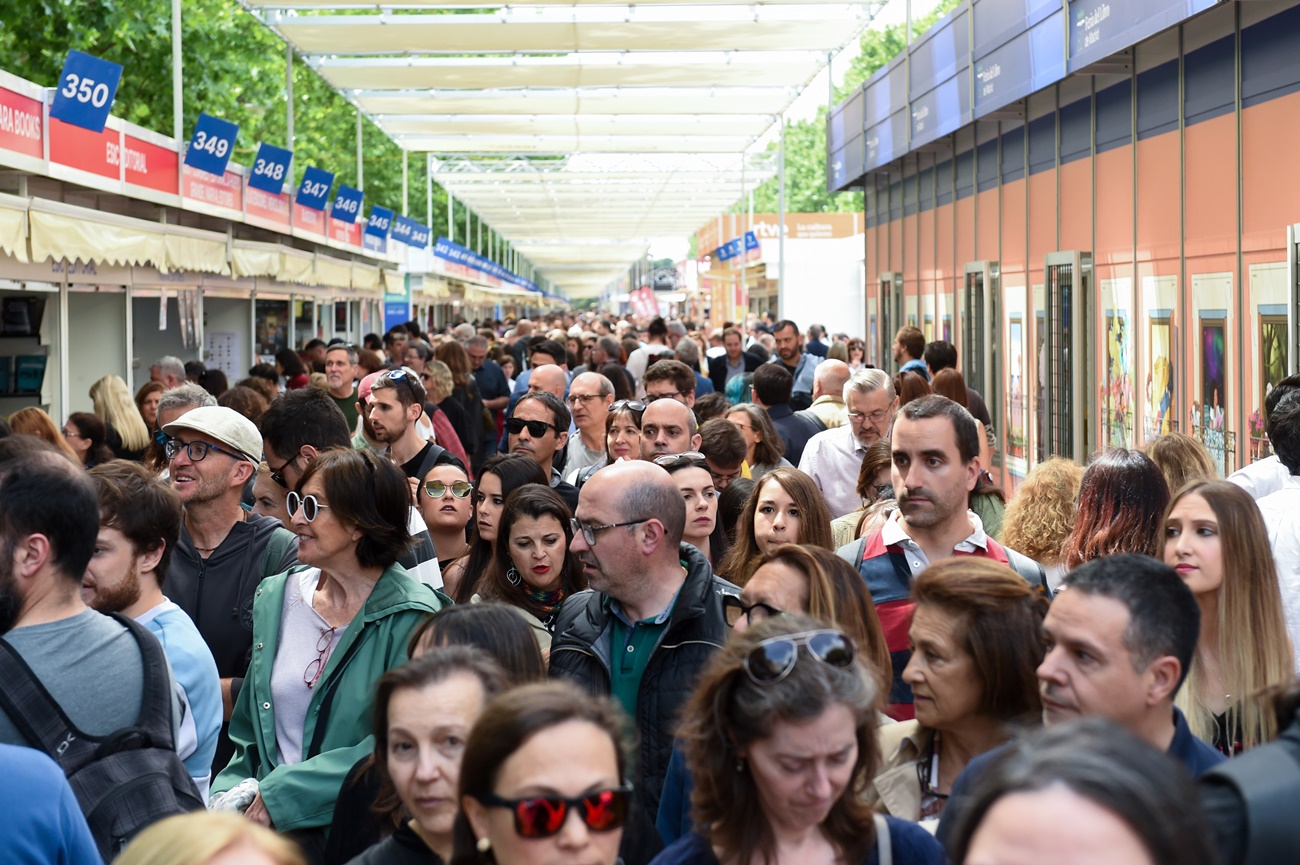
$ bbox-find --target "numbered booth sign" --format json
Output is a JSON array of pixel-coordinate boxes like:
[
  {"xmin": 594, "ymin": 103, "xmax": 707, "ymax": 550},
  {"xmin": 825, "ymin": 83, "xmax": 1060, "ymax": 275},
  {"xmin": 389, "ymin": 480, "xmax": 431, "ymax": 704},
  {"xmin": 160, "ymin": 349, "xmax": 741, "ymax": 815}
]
[
  {"xmin": 366, "ymin": 205, "xmax": 394, "ymax": 238},
  {"xmin": 185, "ymin": 113, "xmax": 239, "ymax": 177},
  {"xmin": 297, "ymin": 166, "xmax": 335, "ymax": 211},
  {"xmin": 332, "ymin": 185, "xmax": 364, "ymax": 224},
  {"xmin": 49, "ymin": 50, "xmax": 123, "ymax": 134},
  {"xmin": 248, "ymin": 143, "xmax": 293, "ymax": 193}
]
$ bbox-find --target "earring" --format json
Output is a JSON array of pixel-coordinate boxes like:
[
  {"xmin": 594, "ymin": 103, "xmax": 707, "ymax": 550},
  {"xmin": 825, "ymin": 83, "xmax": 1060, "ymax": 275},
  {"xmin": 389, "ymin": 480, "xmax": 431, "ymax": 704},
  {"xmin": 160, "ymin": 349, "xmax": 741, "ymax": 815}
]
[
  {"xmin": 476, "ymin": 837, "xmax": 492, "ymax": 853},
  {"xmin": 506, "ymin": 567, "xmax": 521, "ymax": 586},
  {"xmin": 735, "ymin": 757, "xmax": 745, "ymax": 773}
]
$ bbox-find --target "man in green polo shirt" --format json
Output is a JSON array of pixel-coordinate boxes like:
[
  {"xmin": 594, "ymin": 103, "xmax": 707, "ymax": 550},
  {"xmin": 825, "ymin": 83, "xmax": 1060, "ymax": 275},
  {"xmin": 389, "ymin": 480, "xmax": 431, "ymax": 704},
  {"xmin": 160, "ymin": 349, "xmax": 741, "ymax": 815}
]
[{"xmin": 550, "ymin": 460, "xmax": 733, "ymax": 833}]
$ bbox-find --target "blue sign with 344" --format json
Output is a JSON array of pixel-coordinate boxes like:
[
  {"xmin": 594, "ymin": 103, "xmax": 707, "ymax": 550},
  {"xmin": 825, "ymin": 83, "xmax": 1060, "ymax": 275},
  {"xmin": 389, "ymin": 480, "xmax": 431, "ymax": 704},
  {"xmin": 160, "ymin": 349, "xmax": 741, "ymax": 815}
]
[
  {"xmin": 49, "ymin": 50, "xmax": 123, "ymax": 134},
  {"xmin": 297, "ymin": 166, "xmax": 335, "ymax": 211},
  {"xmin": 184, "ymin": 113, "xmax": 239, "ymax": 177}
]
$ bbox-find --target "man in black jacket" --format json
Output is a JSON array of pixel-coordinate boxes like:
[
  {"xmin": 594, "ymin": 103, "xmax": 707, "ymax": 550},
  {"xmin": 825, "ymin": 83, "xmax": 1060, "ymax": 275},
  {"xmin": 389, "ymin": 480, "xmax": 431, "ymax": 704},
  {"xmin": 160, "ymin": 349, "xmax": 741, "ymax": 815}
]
[
  {"xmin": 708, "ymin": 326, "xmax": 762, "ymax": 394},
  {"xmin": 550, "ymin": 460, "xmax": 733, "ymax": 862}
]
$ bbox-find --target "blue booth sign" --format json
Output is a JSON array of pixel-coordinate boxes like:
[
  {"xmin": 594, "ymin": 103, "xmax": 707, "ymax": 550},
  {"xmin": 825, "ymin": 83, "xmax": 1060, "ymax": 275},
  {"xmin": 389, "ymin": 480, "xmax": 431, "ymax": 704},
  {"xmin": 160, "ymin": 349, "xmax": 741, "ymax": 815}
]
[
  {"xmin": 248, "ymin": 143, "xmax": 293, "ymax": 193},
  {"xmin": 331, "ymin": 185, "xmax": 364, "ymax": 224},
  {"xmin": 184, "ymin": 113, "xmax": 239, "ymax": 177},
  {"xmin": 296, "ymin": 166, "xmax": 335, "ymax": 211},
  {"xmin": 365, "ymin": 205, "xmax": 394, "ymax": 239},
  {"xmin": 49, "ymin": 50, "xmax": 123, "ymax": 134},
  {"xmin": 392, "ymin": 215, "xmax": 431, "ymax": 247}
]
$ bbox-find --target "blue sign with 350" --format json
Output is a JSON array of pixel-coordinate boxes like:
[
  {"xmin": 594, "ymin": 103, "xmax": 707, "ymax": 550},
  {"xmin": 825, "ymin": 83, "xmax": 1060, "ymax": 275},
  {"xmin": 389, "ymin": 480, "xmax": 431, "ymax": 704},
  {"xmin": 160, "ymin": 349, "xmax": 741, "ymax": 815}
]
[{"xmin": 49, "ymin": 50, "xmax": 123, "ymax": 134}]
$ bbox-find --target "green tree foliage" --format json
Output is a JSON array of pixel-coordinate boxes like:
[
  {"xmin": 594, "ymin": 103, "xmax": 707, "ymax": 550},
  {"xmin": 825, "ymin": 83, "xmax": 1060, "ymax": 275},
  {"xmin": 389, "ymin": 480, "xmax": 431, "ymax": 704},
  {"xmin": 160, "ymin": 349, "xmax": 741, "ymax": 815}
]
[
  {"xmin": 0, "ymin": 0, "xmax": 450, "ymax": 234},
  {"xmin": 740, "ymin": 0, "xmax": 960, "ymax": 215}
]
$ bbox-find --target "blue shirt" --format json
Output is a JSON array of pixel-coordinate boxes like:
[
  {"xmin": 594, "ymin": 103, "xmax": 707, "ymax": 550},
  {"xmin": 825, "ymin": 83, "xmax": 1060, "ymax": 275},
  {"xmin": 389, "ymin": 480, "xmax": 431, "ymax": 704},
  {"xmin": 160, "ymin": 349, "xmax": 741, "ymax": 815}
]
[
  {"xmin": 0, "ymin": 744, "xmax": 103, "ymax": 864},
  {"xmin": 650, "ymin": 820, "xmax": 944, "ymax": 865},
  {"xmin": 767, "ymin": 352, "xmax": 818, "ymax": 397},
  {"xmin": 899, "ymin": 357, "xmax": 930, "ymax": 381},
  {"xmin": 472, "ymin": 359, "xmax": 512, "ymax": 408}
]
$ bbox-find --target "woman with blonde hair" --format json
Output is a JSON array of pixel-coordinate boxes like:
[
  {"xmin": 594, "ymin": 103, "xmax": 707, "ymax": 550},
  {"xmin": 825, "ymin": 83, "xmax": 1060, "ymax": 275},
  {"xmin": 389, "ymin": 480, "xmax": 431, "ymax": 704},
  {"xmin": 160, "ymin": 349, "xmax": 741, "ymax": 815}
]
[
  {"xmin": 91, "ymin": 374, "xmax": 151, "ymax": 460},
  {"xmin": 9, "ymin": 406, "xmax": 80, "ymax": 463},
  {"xmin": 1144, "ymin": 431, "xmax": 1218, "ymax": 494},
  {"xmin": 999, "ymin": 457, "xmax": 1084, "ymax": 592},
  {"xmin": 1160, "ymin": 479, "xmax": 1294, "ymax": 754},
  {"xmin": 716, "ymin": 467, "xmax": 833, "ymax": 587},
  {"xmin": 113, "ymin": 811, "xmax": 304, "ymax": 865}
]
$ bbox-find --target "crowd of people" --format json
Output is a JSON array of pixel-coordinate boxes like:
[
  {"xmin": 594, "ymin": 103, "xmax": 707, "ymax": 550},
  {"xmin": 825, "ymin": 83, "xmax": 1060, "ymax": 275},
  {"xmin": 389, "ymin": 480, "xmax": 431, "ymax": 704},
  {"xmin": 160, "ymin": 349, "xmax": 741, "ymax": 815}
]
[{"xmin": 1, "ymin": 311, "xmax": 1298, "ymax": 865}]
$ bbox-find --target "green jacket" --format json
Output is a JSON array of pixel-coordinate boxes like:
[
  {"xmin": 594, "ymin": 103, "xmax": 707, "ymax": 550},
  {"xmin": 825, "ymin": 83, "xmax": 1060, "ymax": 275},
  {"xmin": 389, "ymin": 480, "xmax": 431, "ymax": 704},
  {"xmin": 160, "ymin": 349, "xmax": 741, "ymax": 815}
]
[{"xmin": 212, "ymin": 563, "xmax": 445, "ymax": 831}]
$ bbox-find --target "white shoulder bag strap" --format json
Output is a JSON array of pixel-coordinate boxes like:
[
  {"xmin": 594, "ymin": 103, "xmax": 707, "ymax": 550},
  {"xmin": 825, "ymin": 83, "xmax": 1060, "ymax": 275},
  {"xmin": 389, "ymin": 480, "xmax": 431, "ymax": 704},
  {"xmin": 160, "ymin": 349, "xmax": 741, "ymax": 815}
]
[{"xmin": 873, "ymin": 813, "xmax": 892, "ymax": 865}]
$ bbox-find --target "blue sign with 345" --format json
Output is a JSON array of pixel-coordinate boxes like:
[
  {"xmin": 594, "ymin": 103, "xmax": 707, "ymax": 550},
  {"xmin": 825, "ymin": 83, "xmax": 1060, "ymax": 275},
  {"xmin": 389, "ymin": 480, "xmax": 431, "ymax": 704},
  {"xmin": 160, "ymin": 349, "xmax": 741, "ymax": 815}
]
[
  {"xmin": 49, "ymin": 50, "xmax": 123, "ymax": 134},
  {"xmin": 297, "ymin": 166, "xmax": 335, "ymax": 211},
  {"xmin": 248, "ymin": 143, "xmax": 293, "ymax": 194},
  {"xmin": 184, "ymin": 113, "xmax": 239, "ymax": 177},
  {"xmin": 331, "ymin": 185, "xmax": 364, "ymax": 224},
  {"xmin": 366, "ymin": 205, "xmax": 394, "ymax": 238}
]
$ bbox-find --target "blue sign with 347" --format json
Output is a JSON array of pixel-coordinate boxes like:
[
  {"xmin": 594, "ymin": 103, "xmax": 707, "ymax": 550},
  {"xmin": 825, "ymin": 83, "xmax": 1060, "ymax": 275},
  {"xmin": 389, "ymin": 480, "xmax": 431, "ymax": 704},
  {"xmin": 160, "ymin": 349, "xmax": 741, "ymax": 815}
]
[
  {"xmin": 49, "ymin": 50, "xmax": 123, "ymax": 134},
  {"xmin": 331, "ymin": 185, "xmax": 364, "ymax": 224},
  {"xmin": 297, "ymin": 166, "xmax": 335, "ymax": 211},
  {"xmin": 184, "ymin": 113, "xmax": 239, "ymax": 177}
]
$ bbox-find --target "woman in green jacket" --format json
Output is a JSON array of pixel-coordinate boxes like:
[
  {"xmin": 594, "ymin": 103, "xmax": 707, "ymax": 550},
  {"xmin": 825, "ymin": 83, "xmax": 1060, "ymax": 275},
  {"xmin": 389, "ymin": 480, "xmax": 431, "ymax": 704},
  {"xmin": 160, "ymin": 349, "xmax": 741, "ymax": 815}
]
[{"xmin": 212, "ymin": 448, "xmax": 445, "ymax": 856}]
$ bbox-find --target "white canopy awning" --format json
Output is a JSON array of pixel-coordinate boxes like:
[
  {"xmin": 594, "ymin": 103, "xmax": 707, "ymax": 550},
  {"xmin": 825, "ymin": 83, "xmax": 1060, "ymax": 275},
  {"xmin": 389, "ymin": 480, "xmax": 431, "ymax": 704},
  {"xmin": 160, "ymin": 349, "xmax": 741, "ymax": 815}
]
[{"xmin": 251, "ymin": 1, "xmax": 887, "ymax": 297}]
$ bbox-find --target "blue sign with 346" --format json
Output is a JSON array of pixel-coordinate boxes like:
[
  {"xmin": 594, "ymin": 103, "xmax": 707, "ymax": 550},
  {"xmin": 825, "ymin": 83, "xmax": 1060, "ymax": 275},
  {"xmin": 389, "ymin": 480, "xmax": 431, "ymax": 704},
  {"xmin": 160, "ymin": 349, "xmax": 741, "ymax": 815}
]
[
  {"xmin": 297, "ymin": 166, "xmax": 335, "ymax": 211},
  {"xmin": 331, "ymin": 185, "xmax": 364, "ymax": 224},
  {"xmin": 248, "ymin": 143, "xmax": 293, "ymax": 194},
  {"xmin": 184, "ymin": 113, "xmax": 239, "ymax": 177},
  {"xmin": 49, "ymin": 50, "xmax": 123, "ymax": 134}
]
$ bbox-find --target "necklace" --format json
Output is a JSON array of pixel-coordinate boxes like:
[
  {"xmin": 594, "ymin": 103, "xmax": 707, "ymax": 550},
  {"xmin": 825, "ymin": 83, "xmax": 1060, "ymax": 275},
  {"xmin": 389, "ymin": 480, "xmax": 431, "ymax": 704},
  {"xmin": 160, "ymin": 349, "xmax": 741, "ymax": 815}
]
[{"xmin": 190, "ymin": 509, "xmax": 248, "ymax": 554}]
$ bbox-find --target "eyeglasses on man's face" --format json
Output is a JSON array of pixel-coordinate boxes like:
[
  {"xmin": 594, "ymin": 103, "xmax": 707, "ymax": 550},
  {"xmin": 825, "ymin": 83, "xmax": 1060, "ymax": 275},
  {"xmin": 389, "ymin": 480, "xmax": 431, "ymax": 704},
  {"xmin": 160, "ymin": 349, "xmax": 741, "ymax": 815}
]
[
  {"xmin": 166, "ymin": 438, "xmax": 244, "ymax": 464},
  {"xmin": 570, "ymin": 517, "xmax": 648, "ymax": 546}
]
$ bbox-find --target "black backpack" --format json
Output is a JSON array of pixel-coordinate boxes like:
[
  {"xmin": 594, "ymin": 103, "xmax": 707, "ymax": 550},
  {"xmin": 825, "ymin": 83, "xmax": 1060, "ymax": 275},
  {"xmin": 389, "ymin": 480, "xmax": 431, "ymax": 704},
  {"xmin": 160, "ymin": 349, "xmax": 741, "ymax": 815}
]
[{"xmin": 0, "ymin": 613, "xmax": 204, "ymax": 861}]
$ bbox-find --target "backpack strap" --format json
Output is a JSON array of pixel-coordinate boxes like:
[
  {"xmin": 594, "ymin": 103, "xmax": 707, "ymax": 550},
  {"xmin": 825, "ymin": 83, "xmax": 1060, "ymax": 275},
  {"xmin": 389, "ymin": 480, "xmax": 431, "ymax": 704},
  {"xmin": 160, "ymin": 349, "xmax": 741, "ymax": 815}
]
[
  {"xmin": 112, "ymin": 613, "xmax": 178, "ymax": 754},
  {"xmin": 795, "ymin": 409, "xmax": 828, "ymax": 433},
  {"xmin": 1201, "ymin": 739, "xmax": 1300, "ymax": 864},
  {"xmin": 873, "ymin": 813, "xmax": 893, "ymax": 865},
  {"xmin": 1000, "ymin": 545, "xmax": 1051, "ymax": 598},
  {"xmin": 416, "ymin": 442, "xmax": 452, "ymax": 479}
]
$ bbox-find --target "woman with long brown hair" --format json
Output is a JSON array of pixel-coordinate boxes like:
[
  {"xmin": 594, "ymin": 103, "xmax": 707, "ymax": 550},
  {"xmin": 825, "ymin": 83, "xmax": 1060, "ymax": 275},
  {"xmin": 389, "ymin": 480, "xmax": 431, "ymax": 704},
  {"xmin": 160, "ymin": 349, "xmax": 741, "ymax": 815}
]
[
  {"xmin": 1060, "ymin": 448, "xmax": 1170, "ymax": 571},
  {"xmin": 434, "ymin": 341, "xmax": 484, "ymax": 466},
  {"xmin": 9, "ymin": 406, "xmax": 80, "ymax": 463},
  {"xmin": 716, "ymin": 467, "xmax": 833, "ymax": 587},
  {"xmin": 930, "ymin": 369, "xmax": 991, "ymax": 469},
  {"xmin": 1160, "ymin": 479, "xmax": 1294, "ymax": 753}
]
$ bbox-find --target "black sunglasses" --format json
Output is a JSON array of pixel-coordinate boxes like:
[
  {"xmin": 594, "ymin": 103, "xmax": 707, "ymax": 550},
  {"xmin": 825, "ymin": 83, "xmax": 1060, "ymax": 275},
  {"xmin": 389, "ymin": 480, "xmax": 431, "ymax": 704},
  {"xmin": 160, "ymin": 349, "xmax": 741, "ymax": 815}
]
[
  {"xmin": 722, "ymin": 594, "xmax": 783, "ymax": 629},
  {"xmin": 476, "ymin": 785, "xmax": 632, "ymax": 838},
  {"xmin": 744, "ymin": 629, "xmax": 856, "ymax": 684},
  {"xmin": 506, "ymin": 417, "xmax": 558, "ymax": 438},
  {"xmin": 267, "ymin": 452, "xmax": 299, "ymax": 489}
]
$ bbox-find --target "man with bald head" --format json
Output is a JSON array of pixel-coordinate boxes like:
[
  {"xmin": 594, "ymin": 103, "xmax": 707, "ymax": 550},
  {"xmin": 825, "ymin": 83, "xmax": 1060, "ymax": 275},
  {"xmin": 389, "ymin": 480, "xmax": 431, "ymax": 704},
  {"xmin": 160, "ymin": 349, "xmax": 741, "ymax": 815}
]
[
  {"xmin": 564, "ymin": 372, "xmax": 615, "ymax": 479},
  {"xmin": 550, "ymin": 460, "xmax": 734, "ymax": 846},
  {"xmin": 639, "ymin": 397, "xmax": 701, "ymax": 460},
  {"xmin": 527, "ymin": 363, "xmax": 568, "ymax": 400},
  {"xmin": 804, "ymin": 358, "xmax": 852, "ymax": 430}
]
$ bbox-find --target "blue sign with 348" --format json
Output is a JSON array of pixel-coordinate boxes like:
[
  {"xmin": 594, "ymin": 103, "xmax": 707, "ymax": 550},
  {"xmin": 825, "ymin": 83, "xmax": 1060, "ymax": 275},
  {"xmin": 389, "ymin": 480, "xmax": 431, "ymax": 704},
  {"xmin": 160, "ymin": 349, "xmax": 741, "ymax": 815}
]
[
  {"xmin": 248, "ymin": 143, "xmax": 293, "ymax": 194},
  {"xmin": 49, "ymin": 50, "xmax": 123, "ymax": 134}
]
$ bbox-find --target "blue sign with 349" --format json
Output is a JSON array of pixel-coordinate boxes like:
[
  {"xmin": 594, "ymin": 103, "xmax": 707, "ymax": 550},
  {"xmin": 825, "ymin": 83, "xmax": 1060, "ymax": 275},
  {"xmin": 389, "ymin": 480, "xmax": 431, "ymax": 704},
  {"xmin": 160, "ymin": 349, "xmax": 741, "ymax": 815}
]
[
  {"xmin": 184, "ymin": 113, "xmax": 239, "ymax": 177},
  {"xmin": 331, "ymin": 185, "xmax": 364, "ymax": 224},
  {"xmin": 297, "ymin": 166, "xmax": 335, "ymax": 211},
  {"xmin": 49, "ymin": 50, "xmax": 123, "ymax": 134},
  {"xmin": 248, "ymin": 142, "xmax": 293, "ymax": 194}
]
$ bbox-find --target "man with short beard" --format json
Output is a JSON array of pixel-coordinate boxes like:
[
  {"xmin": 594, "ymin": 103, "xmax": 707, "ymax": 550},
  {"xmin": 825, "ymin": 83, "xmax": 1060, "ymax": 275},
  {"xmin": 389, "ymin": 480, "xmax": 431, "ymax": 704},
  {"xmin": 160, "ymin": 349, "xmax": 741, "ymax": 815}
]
[
  {"xmin": 838, "ymin": 395, "xmax": 1044, "ymax": 719},
  {"xmin": 324, "ymin": 343, "xmax": 360, "ymax": 431},
  {"xmin": 85, "ymin": 461, "xmax": 221, "ymax": 801},
  {"xmin": 163, "ymin": 406, "xmax": 298, "ymax": 773}
]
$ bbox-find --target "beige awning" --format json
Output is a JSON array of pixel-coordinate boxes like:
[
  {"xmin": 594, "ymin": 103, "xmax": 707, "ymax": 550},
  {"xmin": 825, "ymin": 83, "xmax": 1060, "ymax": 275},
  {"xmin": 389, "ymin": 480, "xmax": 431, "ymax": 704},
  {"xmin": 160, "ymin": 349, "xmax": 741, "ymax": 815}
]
[
  {"xmin": 231, "ymin": 240, "xmax": 283, "ymax": 278},
  {"xmin": 314, "ymin": 254, "xmax": 353, "ymax": 290},
  {"xmin": 352, "ymin": 262, "xmax": 380, "ymax": 292},
  {"xmin": 0, "ymin": 192, "xmax": 28, "ymax": 264},
  {"xmin": 382, "ymin": 269, "xmax": 405, "ymax": 294},
  {"xmin": 28, "ymin": 200, "xmax": 166, "ymax": 270},
  {"xmin": 165, "ymin": 228, "xmax": 230, "ymax": 276}
]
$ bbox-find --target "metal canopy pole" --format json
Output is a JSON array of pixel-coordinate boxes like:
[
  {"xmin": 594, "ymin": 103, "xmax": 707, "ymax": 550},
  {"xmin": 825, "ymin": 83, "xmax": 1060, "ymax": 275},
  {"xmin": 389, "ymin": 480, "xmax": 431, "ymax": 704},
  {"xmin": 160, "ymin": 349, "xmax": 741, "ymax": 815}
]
[
  {"xmin": 740, "ymin": 159, "xmax": 747, "ymax": 322},
  {"xmin": 448, "ymin": 194, "xmax": 454, "ymax": 244},
  {"xmin": 356, "ymin": 110, "xmax": 363, "ymax": 188},
  {"xmin": 171, "ymin": 0, "xmax": 182, "ymax": 144},
  {"xmin": 401, "ymin": 150, "xmax": 409, "ymax": 215},
  {"xmin": 778, "ymin": 118, "xmax": 787, "ymax": 306},
  {"xmin": 425, "ymin": 155, "xmax": 433, "ymax": 236},
  {"xmin": 286, "ymin": 44, "xmax": 294, "ymax": 152}
]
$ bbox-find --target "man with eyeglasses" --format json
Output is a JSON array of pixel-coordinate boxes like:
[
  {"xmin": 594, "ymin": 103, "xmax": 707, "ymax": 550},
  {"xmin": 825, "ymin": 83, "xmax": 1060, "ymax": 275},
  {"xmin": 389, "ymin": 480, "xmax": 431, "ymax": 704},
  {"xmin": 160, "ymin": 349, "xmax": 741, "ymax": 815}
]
[
  {"xmin": 161, "ymin": 406, "xmax": 299, "ymax": 772},
  {"xmin": 550, "ymin": 460, "xmax": 734, "ymax": 859},
  {"xmin": 508, "ymin": 391, "xmax": 580, "ymax": 512},
  {"xmin": 564, "ymin": 372, "xmax": 615, "ymax": 480},
  {"xmin": 799, "ymin": 368, "xmax": 899, "ymax": 518},
  {"xmin": 639, "ymin": 397, "xmax": 702, "ymax": 461},
  {"xmin": 260, "ymin": 388, "xmax": 442, "ymax": 590},
  {"xmin": 642, "ymin": 359, "xmax": 697, "ymax": 408}
]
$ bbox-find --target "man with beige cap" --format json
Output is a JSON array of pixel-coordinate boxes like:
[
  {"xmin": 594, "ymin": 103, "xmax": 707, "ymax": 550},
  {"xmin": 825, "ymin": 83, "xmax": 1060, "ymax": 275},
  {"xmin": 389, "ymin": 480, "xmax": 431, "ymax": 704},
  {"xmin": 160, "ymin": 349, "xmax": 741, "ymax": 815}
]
[{"xmin": 161, "ymin": 405, "xmax": 299, "ymax": 774}]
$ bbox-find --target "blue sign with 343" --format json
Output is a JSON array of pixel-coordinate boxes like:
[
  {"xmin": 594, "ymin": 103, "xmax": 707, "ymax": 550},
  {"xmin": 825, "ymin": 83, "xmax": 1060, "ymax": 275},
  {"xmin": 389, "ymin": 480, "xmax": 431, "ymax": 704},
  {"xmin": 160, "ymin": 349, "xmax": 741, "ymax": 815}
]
[
  {"xmin": 49, "ymin": 50, "xmax": 123, "ymax": 134},
  {"xmin": 297, "ymin": 166, "xmax": 335, "ymax": 211},
  {"xmin": 391, "ymin": 215, "xmax": 431, "ymax": 248},
  {"xmin": 248, "ymin": 143, "xmax": 293, "ymax": 194},
  {"xmin": 331, "ymin": 185, "xmax": 364, "ymax": 224},
  {"xmin": 184, "ymin": 113, "xmax": 239, "ymax": 177}
]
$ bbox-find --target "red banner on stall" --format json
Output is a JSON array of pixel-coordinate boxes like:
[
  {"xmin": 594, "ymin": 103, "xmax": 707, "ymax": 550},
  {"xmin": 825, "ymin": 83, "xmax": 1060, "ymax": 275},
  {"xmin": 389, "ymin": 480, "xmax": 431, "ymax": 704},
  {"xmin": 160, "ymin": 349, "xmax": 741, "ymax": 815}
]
[
  {"xmin": 121, "ymin": 134, "xmax": 178, "ymax": 195},
  {"xmin": 49, "ymin": 117, "xmax": 117, "ymax": 179},
  {"xmin": 245, "ymin": 184, "xmax": 292, "ymax": 233},
  {"xmin": 293, "ymin": 202, "xmax": 327, "ymax": 238},
  {"xmin": 0, "ymin": 85, "xmax": 43, "ymax": 160},
  {"xmin": 182, "ymin": 164, "xmax": 242, "ymax": 212},
  {"xmin": 328, "ymin": 214, "xmax": 361, "ymax": 248}
]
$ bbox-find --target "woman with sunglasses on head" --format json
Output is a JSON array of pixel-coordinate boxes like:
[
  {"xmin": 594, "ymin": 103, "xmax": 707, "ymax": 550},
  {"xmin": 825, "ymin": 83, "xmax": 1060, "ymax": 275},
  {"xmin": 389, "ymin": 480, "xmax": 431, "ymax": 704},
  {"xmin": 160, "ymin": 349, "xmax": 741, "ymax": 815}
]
[
  {"xmin": 567, "ymin": 399, "xmax": 644, "ymax": 488},
  {"xmin": 658, "ymin": 546, "xmax": 893, "ymax": 845},
  {"xmin": 444, "ymin": 454, "xmax": 548, "ymax": 602},
  {"xmin": 451, "ymin": 681, "xmax": 631, "ymax": 865},
  {"xmin": 473, "ymin": 485, "xmax": 586, "ymax": 652},
  {"xmin": 211, "ymin": 448, "xmax": 446, "ymax": 859},
  {"xmin": 717, "ymin": 467, "xmax": 834, "ymax": 587},
  {"xmin": 652, "ymin": 615, "xmax": 944, "ymax": 865},
  {"xmin": 418, "ymin": 463, "xmax": 475, "ymax": 572},
  {"xmin": 345, "ymin": 648, "xmax": 510, "ymax": 865},
  {"xmin": 657, "ymin": 452, "xmax": 730, "ymax": 567},
  {"xmin": 870, "ymin": 557, "xmax": 1047, "ymax": 829}
]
